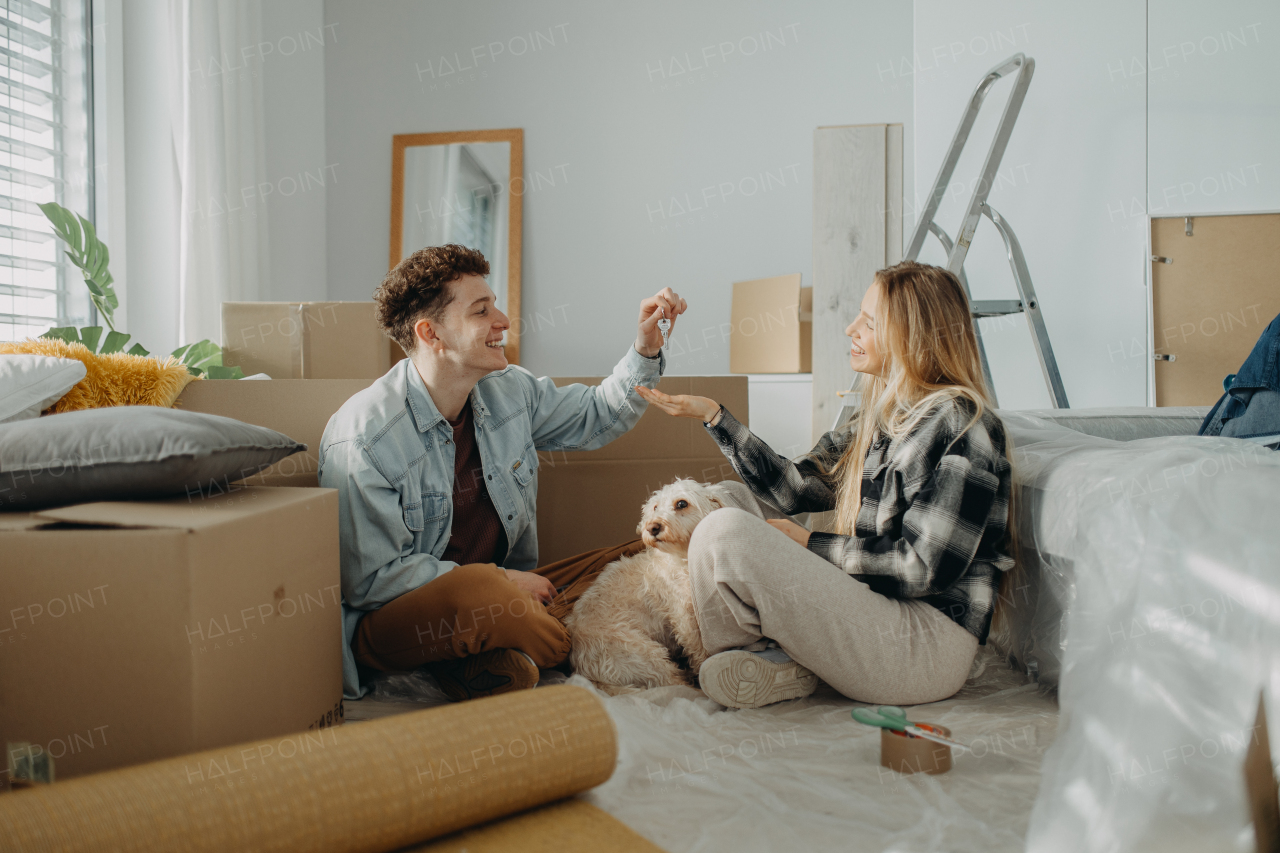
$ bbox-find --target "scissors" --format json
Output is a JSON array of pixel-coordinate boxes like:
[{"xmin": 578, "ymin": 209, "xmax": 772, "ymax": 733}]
[{"xmin": 851, "ymin": 706, "xmax": 966, "ymax": 751}]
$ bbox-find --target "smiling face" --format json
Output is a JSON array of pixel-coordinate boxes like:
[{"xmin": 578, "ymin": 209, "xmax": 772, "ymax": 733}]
[
  {"xmin": 844, "ymin": 279, "xmax": 887, "ymax": 377},
  {"xmin": 415, "ymin": 273, "xmax": 510, "ymax": 376}
]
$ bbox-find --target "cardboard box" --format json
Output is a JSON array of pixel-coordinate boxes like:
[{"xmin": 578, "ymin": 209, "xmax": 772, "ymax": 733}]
[
  {"xmin": 177, "ymin": 379, "xmax": 375, "ymax": 488},
  {"xmin": 535, "ymin": 376, "xmax": 749, "ymax": 561},
  {"xmin": 0, "ymin": 487, "xmax": 342, "ymax": 780},
  {"xmin": 173, "ymin": 375, "xmax": 748, "ymax": 562},
  {"xmin": 728, "ymin": 274, "xmax": 812, "ymax": 374},
  {"xmin": 222, "ymin": 301, "xmax": 406, "ymax": 380}
]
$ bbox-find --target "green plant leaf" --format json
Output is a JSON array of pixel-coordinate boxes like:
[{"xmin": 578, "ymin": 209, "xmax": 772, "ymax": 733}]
[
  {"xmin": 62, "ymin": 207, "xmax": 81, "ymax": 255},
  {"xmin": 205, "ymin": 364, "xmax": 245, "ymax": 380},
  {"xmin": 80, "ymin": 216, "xmax": 100, "ymax": 278},
  {"xmin": 126, "ymin": 342, "xmax": 150, "ymax": 356},
  {"xmin": 99, "ymin": 330, "xmax": 132, "ymax": 354},
  {"xmin": 41, "ymin": 326, "xmax": 82, "ymax": 345},
  {"xmin": 40, "ymin": 203, "xmax": 119, "ymax": 331},
  {"xmin": 172, "ymin": 339, "xmax": 223, "ymax": 373},
  {"xmin": 78, "ymin": 326, "xmax": 103, "ymax": 353},
  {"xmin": 38, "ymin": 203, "xmax": 75, "ymax": 250}
]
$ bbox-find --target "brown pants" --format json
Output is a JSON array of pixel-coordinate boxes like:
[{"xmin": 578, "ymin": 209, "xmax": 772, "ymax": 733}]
[{"xmin": 353, "ymin": 539, "xmax": 644, "ymax": 675}]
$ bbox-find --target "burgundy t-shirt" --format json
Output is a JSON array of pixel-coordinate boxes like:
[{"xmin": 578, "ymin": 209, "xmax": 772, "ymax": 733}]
[{"xmin": 441, "ymin": 403, "xmax": 507, "ymax": 566}]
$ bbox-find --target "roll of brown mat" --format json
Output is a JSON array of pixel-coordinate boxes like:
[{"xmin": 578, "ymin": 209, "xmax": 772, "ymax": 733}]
[{"xmin": 0, "ymin": 684, "xmax": 617, "ymax": 853}]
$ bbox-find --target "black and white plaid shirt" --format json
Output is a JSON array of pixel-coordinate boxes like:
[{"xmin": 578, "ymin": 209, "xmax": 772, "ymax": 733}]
[{"xmin": 705, "ymin": 398, "xmax": 1015, "ymax": 642}]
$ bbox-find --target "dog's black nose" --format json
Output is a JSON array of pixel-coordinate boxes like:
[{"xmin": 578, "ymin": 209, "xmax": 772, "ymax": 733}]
[{"xmin": 648, "ymin": 524, "xmax": 663, "ymax": 537}]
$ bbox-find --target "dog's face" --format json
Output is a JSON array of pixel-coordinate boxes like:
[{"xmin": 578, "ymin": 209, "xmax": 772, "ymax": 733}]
[{"xmin": 638, "ymin": 479, "xmax": 724, "ymax": 555}]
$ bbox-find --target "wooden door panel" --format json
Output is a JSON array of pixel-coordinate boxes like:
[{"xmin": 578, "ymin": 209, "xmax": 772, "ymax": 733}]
[{"xmin": 1151, "ymin": 214, "xmax": 1280, "ymax": 406}]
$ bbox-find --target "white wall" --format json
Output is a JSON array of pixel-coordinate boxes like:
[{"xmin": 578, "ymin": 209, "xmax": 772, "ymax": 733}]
[
  {"xmin": 912, "ymin": 0, "xmax": 1280, "ymax": 410},
  {"xmin": 913, "ymin": 1, "xmax": 1149, "ymax": 409},
  {"xmin": 1145, "ymin": 1, "xmax": 1279, "ymax": 217},
  {"xmin": 323, "ymin": 0, "xmax": 914, "ymax": 377},
  {"xmin": 259, "ymin": 0, "xmax": 331, "ymax": 304}
]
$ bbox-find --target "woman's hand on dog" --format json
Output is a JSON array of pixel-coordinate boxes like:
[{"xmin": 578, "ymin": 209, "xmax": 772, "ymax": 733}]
[
  {"xmin": 635, "ymin": 386, "xmax": 721, "ymax": 424},
  {"xmin": 504, "ymin": 568, "xmax": 556, "ymax": 604},
  {"xmin": 635, "ymin": 287, "xmax": 688, "ymax": 358},
  {"xmin": 766, "ymin": 518, "xmax": 812, "ymax": 548}
]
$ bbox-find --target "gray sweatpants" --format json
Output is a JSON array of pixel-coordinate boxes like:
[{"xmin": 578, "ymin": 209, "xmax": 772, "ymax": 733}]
[{"xmin": 692, "ymin": 482, "xmax": 979, "ymax": 706}]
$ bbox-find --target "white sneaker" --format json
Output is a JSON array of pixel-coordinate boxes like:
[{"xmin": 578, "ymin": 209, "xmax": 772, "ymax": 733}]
[{"xmin": 699, "ymin": 645, "xmax": 818, "ymax": 709}]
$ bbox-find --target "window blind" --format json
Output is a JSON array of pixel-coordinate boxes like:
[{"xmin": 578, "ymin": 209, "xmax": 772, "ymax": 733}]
[{"xmin": 0, "ymin": 0, "xmax": 92, "ymax": 342}]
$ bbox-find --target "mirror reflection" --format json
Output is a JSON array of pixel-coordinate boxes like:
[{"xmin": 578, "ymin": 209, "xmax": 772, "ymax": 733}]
[{"xmin": 400, "ymin": 141, "xmax": 512, "ymax": 311}]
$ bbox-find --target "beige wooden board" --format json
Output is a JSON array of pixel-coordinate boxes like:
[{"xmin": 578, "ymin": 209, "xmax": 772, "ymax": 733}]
[
  {"xmin": 1152, "ymin": 213, "xmax": 1280, "ymax": 406},
  {"xmin": 811, "ymin": 124, "xmax": 902, "ymax": 443}
]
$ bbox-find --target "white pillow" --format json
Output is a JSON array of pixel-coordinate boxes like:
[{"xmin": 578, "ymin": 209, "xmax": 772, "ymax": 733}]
[{"xmin": 0, "ymin": 354, "xmax": 87, "ymax": 423}]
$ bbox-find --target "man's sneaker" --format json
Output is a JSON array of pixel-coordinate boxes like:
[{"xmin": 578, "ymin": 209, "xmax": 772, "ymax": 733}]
[
  {"xmin": 699, "ymin": 646, "xmax": 818, "ymax": 709},
  {"xmin": 427, "ymin": 648, "xmax": 540, "ymax": 702}
]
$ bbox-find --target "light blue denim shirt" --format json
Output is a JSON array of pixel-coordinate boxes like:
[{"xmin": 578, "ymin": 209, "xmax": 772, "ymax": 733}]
[{"xmin": 318, "ymin": 345, "xmax": 665, "ymax": 698}]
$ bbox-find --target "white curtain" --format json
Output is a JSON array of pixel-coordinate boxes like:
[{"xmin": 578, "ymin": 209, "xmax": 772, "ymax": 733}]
[{"xmin": 169, "ymin": 0, "xmax": 269, "ymax": 345}]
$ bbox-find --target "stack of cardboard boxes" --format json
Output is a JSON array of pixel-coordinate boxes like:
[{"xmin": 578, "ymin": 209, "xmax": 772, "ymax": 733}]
[{"xmin": 1, "ymin": 301, "xmax": 747, "ymax": 783}]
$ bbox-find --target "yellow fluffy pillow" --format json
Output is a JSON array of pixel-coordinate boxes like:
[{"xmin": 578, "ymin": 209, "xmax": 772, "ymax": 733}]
[{"xmin": 0, "ymin": 338, "xmax": 198, "ymax": 413}]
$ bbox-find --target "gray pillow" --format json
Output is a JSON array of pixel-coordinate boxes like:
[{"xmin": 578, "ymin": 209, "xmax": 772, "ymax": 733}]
[{"xmin": 0, "ymin": 406, "xmax": 306, "ymax": 510}]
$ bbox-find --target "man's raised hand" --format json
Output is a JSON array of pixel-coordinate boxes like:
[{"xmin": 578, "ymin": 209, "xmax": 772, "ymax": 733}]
[{"xmin": 636, "ymin": 287, "xmax": 687, "ymax": 357}]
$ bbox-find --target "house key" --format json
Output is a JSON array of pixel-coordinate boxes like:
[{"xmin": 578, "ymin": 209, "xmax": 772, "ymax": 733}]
[{"xmin": 657, "ymin": 308, "xmax": 671, "ymax": 349}]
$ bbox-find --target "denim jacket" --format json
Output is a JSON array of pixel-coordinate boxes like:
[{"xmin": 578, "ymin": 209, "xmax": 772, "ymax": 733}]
[
  {"xmin": 1200, "ymin": 311, "xmax": 1280, "ymax": 437},
  {"xmin": 318, "ymin": 346, "xmax": 665, "ymax": 698}
]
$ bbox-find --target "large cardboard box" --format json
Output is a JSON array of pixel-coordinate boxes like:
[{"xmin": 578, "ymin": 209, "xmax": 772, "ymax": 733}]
[
  {"xmin": 535, "ymin": 376, "xmax": 749, "ymax": 561},
  {"xmin": 177, "ymin": 379, "xmax": 375, "ymax": 488},
  {"xmin": 222, "ymin": 301, "xmax": 406, "ymax": 380},
  {"xmin": 728, "ymin": 274, "xmax": 813, "ymax": 374},
  {"xmin": 0, "ymin": 487, "xmax": 342, "ymax": 780},
  {"xmin": 173, "ymin": 375, "xmax": 748, "ymax": 561}
]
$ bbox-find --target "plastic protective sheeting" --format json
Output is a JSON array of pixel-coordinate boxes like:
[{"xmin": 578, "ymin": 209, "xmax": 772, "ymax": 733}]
[
  {"xmin": 581, "ymin": 648, "xmax": 1057, "ymax": 853},
  {"xmin": 1008, "ymin": 406, "xmax": 1209, "ymax": 442},
  {"xmin": 996, "ymin": 411, "xmax": 1280, "ymax": 853}
]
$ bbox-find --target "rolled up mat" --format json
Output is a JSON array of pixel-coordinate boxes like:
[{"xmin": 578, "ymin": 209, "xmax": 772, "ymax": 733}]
[
  {"xmin": 408, "ymin": 799, "xmax": 663, "ymax": 853},
  {"xmin": 0, "ymin": 684, "xmax": 616, "ymax": 853}
]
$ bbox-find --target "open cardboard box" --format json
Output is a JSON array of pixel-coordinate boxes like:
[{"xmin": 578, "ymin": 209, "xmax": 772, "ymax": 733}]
[
  {"xmin": 0, "ymin": 487, "xmax": 342, "ymax": 781},
  {"xmin": 174, "ymin": 374, "xmax": 749, "ymax": 561}
]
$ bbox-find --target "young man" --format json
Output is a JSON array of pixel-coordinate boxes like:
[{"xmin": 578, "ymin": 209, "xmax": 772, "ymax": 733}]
[{"xmin": 319, "ymin": 244, "xmax": 686, "ymax": 702}]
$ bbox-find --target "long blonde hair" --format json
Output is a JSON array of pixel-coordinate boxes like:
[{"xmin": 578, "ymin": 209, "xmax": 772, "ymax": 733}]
[
  {"xmin": 829, "ymin": 262, "xmax": 1021, "ymax": 623},
  {"xmin": 830, "ymin": 262, "xmax": 993, "ymax": 529}
]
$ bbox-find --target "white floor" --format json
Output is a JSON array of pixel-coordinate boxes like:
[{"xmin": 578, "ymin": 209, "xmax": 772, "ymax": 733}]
[{"xmin": 345, "ymin": 646, "xmax": 1058, "ymax": 853}]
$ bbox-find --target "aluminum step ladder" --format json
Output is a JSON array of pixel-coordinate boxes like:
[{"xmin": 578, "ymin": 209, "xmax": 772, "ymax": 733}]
[{"xmin": 833, "ymin": 53, "xmax": 1068, "ymax": 431}]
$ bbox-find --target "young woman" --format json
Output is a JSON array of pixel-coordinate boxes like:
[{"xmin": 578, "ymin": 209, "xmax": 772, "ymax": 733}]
[{"xmin": 636, "ymin": 261, "xmax": 1016, "ymax": 709}]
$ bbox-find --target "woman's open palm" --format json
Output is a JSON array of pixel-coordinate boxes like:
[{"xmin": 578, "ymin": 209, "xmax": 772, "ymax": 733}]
[{"xmin": 635, "ymin": 386, "xmax": 720, "ymax": 423}]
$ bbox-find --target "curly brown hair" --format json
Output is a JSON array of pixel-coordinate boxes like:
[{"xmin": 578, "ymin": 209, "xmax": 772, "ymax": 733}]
[{"xmin": 374, "ymin": 244, "xmax": 490, "ymax": 352}]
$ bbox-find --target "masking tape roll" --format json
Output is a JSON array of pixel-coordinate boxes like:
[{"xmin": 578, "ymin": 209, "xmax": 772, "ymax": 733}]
[
  {"xmin": 0, "ymin": 684, "xmax": 617, "ymax": 853},
  {"xmin": 880, "ymin": 723, "xmax": 953, "ymax": 775}
]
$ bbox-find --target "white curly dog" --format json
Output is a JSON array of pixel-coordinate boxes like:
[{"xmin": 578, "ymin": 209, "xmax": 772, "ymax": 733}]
[{"xmin": 567, "ymin": 479, "xmax": 729, "ymax": 693}]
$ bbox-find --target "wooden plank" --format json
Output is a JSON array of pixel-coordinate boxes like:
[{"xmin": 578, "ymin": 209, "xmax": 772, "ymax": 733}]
[
  {"xmin": 811, "ymin": 124, "xmax": 901, "ymax": 444},
  {"xmin": 1151, "ymin": 213, "xmax": 1280, "ymax": 406},
  {"xmin": 885, "ymin": 123, "xmax": 904, "ymax": 266}
]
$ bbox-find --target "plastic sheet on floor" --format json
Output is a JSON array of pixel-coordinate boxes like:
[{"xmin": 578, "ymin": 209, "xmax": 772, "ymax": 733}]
[
  {"xmin": 581, "ymin": 646, "xmax": 1057, "ymax": 853},
  {"xmin": 996, "ymin": 412, "xmax": 1280, "ymax": 853}
]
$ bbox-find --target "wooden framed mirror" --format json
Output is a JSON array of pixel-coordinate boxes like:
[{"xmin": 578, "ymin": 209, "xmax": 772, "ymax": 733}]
[{"xmin": 390, "ymin": 129, "xmax": 524, "ymax": 363}]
